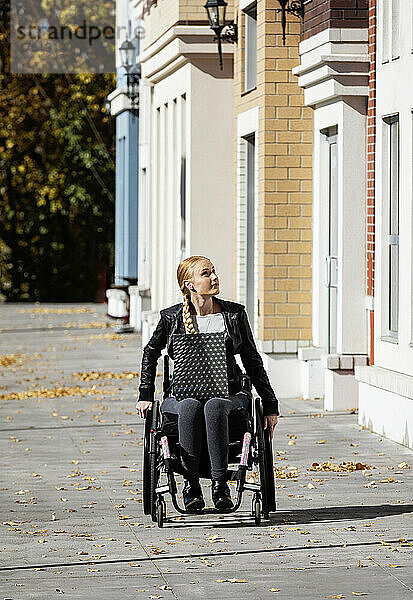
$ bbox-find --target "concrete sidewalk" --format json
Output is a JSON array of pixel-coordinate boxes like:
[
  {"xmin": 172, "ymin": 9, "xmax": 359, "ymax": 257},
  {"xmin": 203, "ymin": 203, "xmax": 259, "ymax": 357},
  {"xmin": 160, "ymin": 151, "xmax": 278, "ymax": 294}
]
[{"xmin": 0, "ymin": 303, "xmax": 412, "ymax": 599}]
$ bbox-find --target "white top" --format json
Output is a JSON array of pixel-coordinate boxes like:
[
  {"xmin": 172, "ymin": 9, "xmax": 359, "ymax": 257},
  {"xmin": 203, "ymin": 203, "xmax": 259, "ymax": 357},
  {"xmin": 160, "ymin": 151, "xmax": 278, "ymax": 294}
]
[{"xmin": 194, "ymin": 312, "xmax": 225, "ymax": 334}]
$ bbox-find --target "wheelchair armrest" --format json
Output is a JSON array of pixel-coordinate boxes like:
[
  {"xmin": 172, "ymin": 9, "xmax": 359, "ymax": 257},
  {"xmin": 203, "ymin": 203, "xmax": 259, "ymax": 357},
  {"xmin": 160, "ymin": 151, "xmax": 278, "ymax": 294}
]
[{"xmin": 241, "ymin": 373, "xmax": 252, "ymax": 393}]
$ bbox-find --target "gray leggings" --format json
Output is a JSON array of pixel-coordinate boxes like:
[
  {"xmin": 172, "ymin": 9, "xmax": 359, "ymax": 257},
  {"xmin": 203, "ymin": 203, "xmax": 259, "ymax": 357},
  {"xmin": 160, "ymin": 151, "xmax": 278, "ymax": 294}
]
[{"xmin": 161, "ymin": 394, "xmax": 250, "ymax": 482}]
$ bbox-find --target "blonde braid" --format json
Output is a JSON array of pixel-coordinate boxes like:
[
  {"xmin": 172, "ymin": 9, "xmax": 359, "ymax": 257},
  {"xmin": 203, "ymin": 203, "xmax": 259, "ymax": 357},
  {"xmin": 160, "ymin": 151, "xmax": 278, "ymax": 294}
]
[
  {"xmin": 177, "ymin": 255, "xmax": 211, "ymax": 335},
  {"xmin": 182, "ymin": 294, "xmax": 196, "ymax": 334}
]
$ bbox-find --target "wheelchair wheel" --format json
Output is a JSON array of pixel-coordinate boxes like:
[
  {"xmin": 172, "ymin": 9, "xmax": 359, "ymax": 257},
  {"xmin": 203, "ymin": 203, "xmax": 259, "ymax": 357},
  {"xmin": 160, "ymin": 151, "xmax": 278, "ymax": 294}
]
[
  {"xmin": 156, "ymin": 498, "xmax": 165, "ymax": 528},
  {"xmin": 150, "ymin": 401, "xmax": 161, "ymax": 522},
  {"xmin": 264, "ymin": 421, "xmax": 276, "ymax": 513},
  {"xmin": 142, "ymin": 402, "xmax": 161, "ymax": 519},
  {"xmin": 253, "ymin": 496, "xmax": 261, "ymax": 526},
  {"xmin": 143, "ymin": 409, "xmax": 153, "ymax": 515},
  {"xmin": 254, "ymin": 397, "xmax": 277, "ymax": 519}
]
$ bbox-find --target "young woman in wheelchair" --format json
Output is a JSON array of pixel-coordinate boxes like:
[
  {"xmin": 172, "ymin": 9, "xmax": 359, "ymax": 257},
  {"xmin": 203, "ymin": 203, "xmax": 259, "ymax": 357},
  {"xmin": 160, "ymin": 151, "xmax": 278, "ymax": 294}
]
[{"xmin": 136, "ymin": 256, "xmax": 279, "ymax": 512}]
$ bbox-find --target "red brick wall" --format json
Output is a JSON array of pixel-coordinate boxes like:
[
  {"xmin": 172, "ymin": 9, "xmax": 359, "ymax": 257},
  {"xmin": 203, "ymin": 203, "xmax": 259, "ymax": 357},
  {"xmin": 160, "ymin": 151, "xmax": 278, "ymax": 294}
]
[
  {"xmin": 302, "ymin": 0, "xmax": 369, "ymax": 40},
  {"xmin": 367, "ymin": 0, "xmax": 376, "ymax": 363},
  {"xmin": 366, "ymin": 0, "xmax": 376, "ymax": 296}
]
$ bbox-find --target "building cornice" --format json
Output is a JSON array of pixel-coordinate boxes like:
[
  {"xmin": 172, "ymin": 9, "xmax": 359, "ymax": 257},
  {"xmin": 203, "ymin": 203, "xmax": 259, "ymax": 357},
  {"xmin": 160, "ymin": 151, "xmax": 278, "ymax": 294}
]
[
  {"xmin": 292, "ymin": 28, "xmax": 369, "ymax": 108},
  {"xmin": 139, "ymin": 25, "xmax": 233, "ymax": 83},
  {"xmin": 107, "ymin": 87, "xmax": 137, "ymax": 117}
]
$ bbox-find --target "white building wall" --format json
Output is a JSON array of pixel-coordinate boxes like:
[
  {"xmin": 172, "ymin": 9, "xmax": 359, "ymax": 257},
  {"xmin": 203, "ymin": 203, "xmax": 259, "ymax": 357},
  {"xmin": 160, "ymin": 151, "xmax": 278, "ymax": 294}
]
[
  {"xmin": 149, "ymin": 65, "xmax": 191, "ymax": 312},
  {"xmin": 137, "ymin": 27, "xmax": 235, "ymax": 341},
  {"xmin": 188, "ymin": 63, "xmax": 234, "ymax": 305},
  {"xmin": 373, "ymin": 0, "xmax": 413, "ymax": 377},
  {"xmin": 293, "ymin": 28, "xmax": 369, "ymax": 406},
  {"xmin": 355, "ymin": 0, "xmax": 413, "ymax": 449},
  {"xmin": 137, "ymin": 81, "xmax": 152, "ymax": 292}
]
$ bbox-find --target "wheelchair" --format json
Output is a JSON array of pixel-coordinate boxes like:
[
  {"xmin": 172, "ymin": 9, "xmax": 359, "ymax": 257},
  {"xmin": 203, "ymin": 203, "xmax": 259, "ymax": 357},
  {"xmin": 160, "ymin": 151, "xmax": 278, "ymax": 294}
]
[{"xmin": 142, "ymin": 355, "xmax": 276, "ymax": 527}]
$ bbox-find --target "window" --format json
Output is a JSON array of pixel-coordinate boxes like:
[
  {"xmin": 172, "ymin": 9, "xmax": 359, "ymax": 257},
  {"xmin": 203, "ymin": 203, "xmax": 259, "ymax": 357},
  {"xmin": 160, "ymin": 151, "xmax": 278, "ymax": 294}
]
[
  {"xmin": 326, "ymin": 130, "xmax": 338, "ymax": 354},
  {"xmin": 391, "ymin": 0, "xmax": 400, "ymax": 59},
  {"xmin": 382, "ymin": 0, "xmax": 400, "ymax": 62},
  {"xmin": 180, "ymin": 94, "xmax": 186, "ymax": 259},
  {"xmin": 382, "ymin": 0, "xmax": 389, "ymax": 62},
  {"xmin": 244, "ymin": 3, "xmax": 257, "ymax": 92},
  {"xmin": 383, "ymin": 115, "xmax": 399, "ymax": 339},
  {"xmin": 244, "ymin": 133, "xmax": 256, "ymax": 322}
]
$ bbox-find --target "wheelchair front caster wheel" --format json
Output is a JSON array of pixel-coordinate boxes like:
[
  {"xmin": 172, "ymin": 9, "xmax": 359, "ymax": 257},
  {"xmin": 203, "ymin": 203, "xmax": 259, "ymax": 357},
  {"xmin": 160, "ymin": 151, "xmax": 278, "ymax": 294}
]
[
  {"xmin": 253, "ymin": 500, "xmax": 261, "ymax": 526},
  {"xmin": 156, "ymin": 500, "xmax": 165, "ymax": 528}
]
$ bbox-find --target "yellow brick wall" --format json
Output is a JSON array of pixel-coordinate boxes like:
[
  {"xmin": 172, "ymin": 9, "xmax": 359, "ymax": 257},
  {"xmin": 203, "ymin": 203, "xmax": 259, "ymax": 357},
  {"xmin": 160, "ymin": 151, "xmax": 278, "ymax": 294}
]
[
  {"xmin": 234, "ymin": 0, "xmax": 313, "ymax": 344},
  {"xmin": 142, "ymin": 0, "xmax": 234, "ymax": 51}
]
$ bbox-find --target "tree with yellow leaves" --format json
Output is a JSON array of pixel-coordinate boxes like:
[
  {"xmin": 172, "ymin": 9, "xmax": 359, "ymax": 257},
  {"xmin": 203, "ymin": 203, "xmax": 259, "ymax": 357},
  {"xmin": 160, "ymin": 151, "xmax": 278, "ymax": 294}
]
[{"xmin": 0, "ymin": 1, "xmax": 116, "ymax": 301}]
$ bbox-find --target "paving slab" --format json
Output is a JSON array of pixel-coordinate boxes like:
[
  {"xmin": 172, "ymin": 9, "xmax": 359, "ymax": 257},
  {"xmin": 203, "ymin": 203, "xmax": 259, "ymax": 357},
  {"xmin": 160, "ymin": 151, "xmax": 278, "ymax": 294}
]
[{"xmin": 1, "ymin": 303, "xmax": 412, "ymax": 599}]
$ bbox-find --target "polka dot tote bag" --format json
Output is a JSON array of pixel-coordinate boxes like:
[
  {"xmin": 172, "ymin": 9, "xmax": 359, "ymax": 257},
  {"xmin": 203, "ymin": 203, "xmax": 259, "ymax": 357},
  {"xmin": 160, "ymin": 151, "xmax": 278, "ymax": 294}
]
[{"xmin": 172, "ymin": 332, "xmax": 229, "ymax": 401}]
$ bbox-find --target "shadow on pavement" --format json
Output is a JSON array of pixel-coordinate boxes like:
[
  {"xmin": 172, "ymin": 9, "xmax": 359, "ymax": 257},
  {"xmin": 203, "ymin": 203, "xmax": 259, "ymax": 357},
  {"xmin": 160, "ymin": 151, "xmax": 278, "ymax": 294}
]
[
  {"xmin": 269, "ymin": 503, "xmax": 413, "ymax": 525},
  {"xmin": 163, "ymin": 503, "xmax": 413, "ymax": 529}
]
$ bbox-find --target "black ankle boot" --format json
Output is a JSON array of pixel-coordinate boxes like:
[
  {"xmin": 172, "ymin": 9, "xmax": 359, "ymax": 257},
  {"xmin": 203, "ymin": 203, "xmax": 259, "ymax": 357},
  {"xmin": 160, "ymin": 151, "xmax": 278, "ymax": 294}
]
[
  {"xmin": 183, "ymin": 480, "xmax": 205, "ymax": 512},
  {"xmin": 212, "ymin": 479, "xmax": 233, "ymax": 510}
]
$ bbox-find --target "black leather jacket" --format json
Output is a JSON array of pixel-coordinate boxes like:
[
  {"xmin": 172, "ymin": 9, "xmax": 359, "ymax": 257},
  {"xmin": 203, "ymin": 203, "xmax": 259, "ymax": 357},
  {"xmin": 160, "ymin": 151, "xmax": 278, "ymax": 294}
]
[{"xmin": 138, "ymin": 297, "xmax": 279, "ymax": 416}]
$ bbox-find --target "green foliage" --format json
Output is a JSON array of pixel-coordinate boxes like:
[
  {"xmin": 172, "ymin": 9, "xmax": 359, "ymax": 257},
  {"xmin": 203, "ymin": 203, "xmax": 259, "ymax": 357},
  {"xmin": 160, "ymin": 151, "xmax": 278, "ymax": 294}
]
[{"xmin": 0, "ymin": 2, "xmax": 115, "ymax": 301}]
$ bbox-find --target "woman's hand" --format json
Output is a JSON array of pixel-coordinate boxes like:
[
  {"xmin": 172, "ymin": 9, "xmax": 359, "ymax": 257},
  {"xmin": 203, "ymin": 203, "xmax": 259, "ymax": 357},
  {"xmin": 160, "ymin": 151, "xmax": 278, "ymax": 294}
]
[
  {"xmin": 136, "ymin": 400, "xmax": 153, "ymax": 419},
  {"xmin": 263, "ymin": 413, "xmax": 278, "ymax": 440}
]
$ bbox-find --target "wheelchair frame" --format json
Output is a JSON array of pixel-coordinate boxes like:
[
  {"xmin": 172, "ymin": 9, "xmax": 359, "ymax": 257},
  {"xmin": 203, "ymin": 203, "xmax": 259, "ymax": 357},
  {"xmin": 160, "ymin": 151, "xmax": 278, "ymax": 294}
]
[{"xmin": 142, "ymin": 355, "xmax": 276, "ymax": 527}]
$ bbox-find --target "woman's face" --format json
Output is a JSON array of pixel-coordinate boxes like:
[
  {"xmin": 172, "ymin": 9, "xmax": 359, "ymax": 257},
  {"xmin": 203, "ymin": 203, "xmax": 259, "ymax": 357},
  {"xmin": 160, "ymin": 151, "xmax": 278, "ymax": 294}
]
[{"xmin": 186, "ymin": 259, "xmax": 220, "ymax": 296}]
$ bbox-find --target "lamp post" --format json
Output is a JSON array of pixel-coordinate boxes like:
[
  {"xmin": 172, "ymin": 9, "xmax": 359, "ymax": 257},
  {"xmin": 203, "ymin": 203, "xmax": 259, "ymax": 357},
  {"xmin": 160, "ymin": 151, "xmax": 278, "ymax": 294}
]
[
  {"xmin": 204, "ymin": 0, "xmax": 237, "ymax": 70},
  {"xmin": 119, "ymin": 39, "xmax": 141, "ymax": 110},
  {"xmin": 106, "ymin": 38, "xmax": 141, "ymax": 333}
]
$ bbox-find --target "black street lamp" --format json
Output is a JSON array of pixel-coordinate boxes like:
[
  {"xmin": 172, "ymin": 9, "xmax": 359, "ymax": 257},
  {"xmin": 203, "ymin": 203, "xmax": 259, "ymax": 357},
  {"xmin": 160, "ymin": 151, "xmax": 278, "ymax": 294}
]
[
  {"xmin": 119, "ymin": 39, "xmax": 135, "ymax": 71},
  {"xmin": 275, "ymin": 1, "xmax": 305, "ymax": 45},
  {"xmin": 119, "ymin": 39, "xmax": 141, "ymax": 108},
  {"xmin": 276, "ymin": 1, "xmax": 361, "ymax": 44},
  {"xmin": 127, "ymin": 63, "xmax": 141, "ymax": 106},
  {"xmin": 204, "ymin": 0, "xmax": 237, "ymax": 70}
]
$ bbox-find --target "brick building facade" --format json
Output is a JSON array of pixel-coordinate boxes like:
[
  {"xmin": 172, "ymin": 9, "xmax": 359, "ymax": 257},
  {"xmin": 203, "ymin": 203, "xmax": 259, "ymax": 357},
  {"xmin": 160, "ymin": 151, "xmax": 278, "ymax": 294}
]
[
  {"xmin": 130, "ymin": 0, "xmax": 317, "ymax": 399},
  {"xmin": 302, "ymin": 0, "xmax": 369, "ymax": 40},
  {"xmin": 232, "ymin": 1, "xmax": 315, "ymax": 398},
  {"xmin": 234, "ymin": 1, "xmax": 313, "ymax": 349},
  {"xmin": 366, "ymin": 0, "xmax": 376, "ymax": 364}
]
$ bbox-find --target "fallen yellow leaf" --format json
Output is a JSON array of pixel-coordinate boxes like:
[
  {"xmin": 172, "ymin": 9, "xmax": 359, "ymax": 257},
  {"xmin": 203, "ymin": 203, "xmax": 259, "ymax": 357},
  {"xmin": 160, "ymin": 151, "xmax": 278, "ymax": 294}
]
[{"xmin": 216, "ymin": 579, "xmax": 248, "ymax": 583}]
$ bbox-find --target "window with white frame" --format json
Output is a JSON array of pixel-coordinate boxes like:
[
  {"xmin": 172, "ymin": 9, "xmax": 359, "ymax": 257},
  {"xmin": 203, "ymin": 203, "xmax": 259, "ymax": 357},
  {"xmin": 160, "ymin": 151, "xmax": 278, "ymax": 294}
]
[
  {"xmin": 244, "ymin": 133, "xmax": 256, "ymax": 322},
  {"xmin": 382, "ymin": 114, "xmax": 399, "ymax": 339},
  {"xmin": 391, "ymin": 0, "xmax": 400, "ymax": 59},
  {"xmin": 180, "ymin": 94, "xmax": 186, "ymax": 260},
  {"xmin": 382, "ymin": 0, "xmax": 400, "ymax": 62},
  {"xmin": 244, "ymin": 2, "xmax": 257, "ymax": 92},
  {"xmin": 237, "ymin": 130, "xmax": 257, "ymax": 326}
]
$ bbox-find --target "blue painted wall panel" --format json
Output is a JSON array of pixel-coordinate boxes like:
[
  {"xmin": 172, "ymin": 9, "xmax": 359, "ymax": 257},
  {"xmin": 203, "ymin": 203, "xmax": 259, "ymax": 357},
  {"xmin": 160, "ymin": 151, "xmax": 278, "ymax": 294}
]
[{"xmin": 114, "ymin": 109, "xmax": 139, "ymax": 286}]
